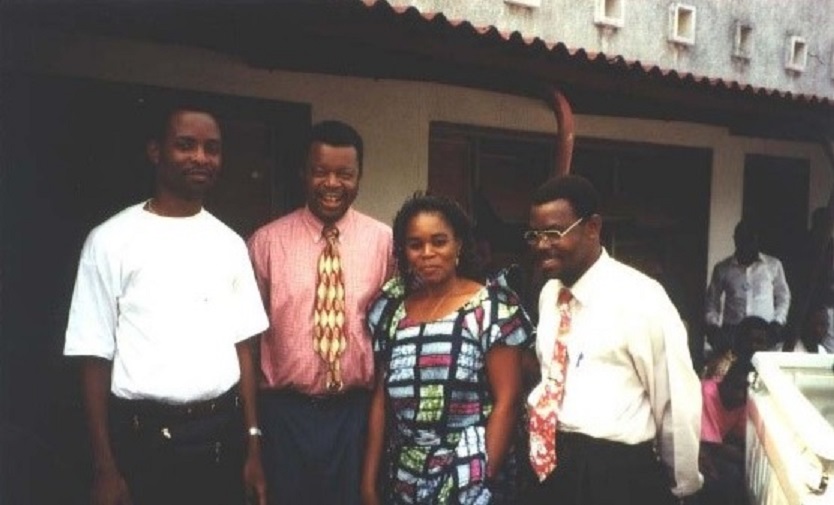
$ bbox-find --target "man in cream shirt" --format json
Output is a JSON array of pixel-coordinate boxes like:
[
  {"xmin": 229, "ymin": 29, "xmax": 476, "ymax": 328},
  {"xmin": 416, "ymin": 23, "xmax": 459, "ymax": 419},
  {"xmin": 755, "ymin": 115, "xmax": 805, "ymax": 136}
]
[{"xmin": 523, "ymin": 175, "xmax": 702, "ymax": 505}]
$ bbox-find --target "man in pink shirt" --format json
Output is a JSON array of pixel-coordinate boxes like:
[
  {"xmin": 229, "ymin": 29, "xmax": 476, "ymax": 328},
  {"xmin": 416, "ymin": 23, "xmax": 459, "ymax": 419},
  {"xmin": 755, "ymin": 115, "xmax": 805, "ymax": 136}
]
[{"xmin": 248, "ymin": 120, "xmax": 393, "ymax": 505}]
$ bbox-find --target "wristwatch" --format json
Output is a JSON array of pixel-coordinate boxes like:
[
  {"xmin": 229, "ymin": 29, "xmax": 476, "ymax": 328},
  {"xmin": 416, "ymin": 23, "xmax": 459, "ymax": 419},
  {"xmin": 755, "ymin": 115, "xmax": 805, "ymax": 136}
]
[{"xmin": 247, "ymin": 426, "xmax": 263, "ymax": 437}]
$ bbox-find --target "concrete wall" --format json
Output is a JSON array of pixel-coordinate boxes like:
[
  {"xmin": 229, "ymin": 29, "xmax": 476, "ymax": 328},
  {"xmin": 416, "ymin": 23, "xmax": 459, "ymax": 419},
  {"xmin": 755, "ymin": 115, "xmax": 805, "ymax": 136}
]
[
  {"xmin": 3, "ymin": 27, "xmax": 830, "ymax": 277},
  {"xmin": 390, "ymin": 0, "xmax": 834, "ymax": 100}
]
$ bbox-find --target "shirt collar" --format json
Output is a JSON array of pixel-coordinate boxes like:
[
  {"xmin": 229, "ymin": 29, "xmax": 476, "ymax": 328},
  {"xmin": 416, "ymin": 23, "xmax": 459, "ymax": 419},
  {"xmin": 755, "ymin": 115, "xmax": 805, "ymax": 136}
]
[
  {"xmin": 730, "ymin": 252, "xmax": 764, "ymax": 266},
  {"xmin": 568, "ymin": 248, "xmax": 610, "ymax": 307},
  {"xmin": 547, "ymin": 248, "xmax": 610, "ymax": 308},
  {"xmin": 301, "ymin": 206, "xmax": 355, "ymax": 243}
]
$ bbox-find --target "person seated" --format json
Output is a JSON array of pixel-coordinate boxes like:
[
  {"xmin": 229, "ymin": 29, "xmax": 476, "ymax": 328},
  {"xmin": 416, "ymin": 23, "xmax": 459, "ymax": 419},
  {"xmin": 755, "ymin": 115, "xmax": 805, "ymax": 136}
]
[
  {"xmin": 773, "ymin": 306, "xmax": 832, "ymax": 353},
  {"xmin": 699, "ymin": 360, "xmax": 752, "ymax": 505},
  {"xmin": 702, "ymin": 316, "xmax": 768, "ymax": 380}
]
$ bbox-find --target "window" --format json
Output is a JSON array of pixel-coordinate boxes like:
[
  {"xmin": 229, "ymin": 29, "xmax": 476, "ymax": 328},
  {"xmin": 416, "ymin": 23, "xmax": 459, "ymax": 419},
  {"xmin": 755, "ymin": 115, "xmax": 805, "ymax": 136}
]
[
  {"xmin": 668, "ymin": 3, "xmax": 696, "ymax": 46},
  {"xmin": 504, "ymin": 0, "xmax": 541, "ymax": 8},
  {"xmin": 594, "ymin": 0, "xmax": 625, "ymax": 29},
  {"xmin": 732, "ymin": 21, "xmax": 753, "ymax": 60},
  {"xmin": 428, "ymin": 122, "xmax": 553, "ymax": 270},
  {"xmin": 785, "ymin": 35, "xmax": 808, "ymax": 73}
]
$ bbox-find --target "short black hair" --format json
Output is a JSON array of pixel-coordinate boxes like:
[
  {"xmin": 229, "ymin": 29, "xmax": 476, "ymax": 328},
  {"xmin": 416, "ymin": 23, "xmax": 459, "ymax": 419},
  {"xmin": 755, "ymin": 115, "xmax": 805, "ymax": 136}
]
[
  {"xmin": 307, "ymin": 120, "xmax": 364, "ymax": 175},
  {"xmin": 734, "ymin": 315, "xmax": 769, "ymax": 360},
  {"xmin": 531, "ymin": 174, "xmax": 600, "ymax": 218},
  {"xmin": 145, "ymin": 99, "xmax": 222, "ymax": 143},
  {"xmin": 734, "ymin": 219, "xmax": 757, "ymax": 240},
  {"xmin": 392, "ymin": 193, "xmax": 481, "ymax": 291}
]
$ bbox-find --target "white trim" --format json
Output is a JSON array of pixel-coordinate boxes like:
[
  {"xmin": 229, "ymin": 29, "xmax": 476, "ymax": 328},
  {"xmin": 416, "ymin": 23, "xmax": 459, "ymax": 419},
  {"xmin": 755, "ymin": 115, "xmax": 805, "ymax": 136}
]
[{"xmin": 668, "ymin": 3, "xmax": 696, "ymax": 46}]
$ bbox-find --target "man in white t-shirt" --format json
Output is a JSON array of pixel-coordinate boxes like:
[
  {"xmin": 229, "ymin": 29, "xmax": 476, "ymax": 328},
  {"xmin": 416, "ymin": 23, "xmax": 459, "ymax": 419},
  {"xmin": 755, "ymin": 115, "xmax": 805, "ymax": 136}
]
[{"xmin": 64, "ymin": 104, "xmax": 269, "ymax": 505}]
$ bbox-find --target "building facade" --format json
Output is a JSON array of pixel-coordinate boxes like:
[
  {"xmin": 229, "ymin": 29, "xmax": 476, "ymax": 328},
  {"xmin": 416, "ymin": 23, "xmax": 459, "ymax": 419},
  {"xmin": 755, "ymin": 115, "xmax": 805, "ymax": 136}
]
[
  {"xmin": 1, "ymin": 2, "xmax": 833, "ymax": 501},
  {"xmin": 390, "ymin": 0, "xmax": 834, "ymax": 100}
]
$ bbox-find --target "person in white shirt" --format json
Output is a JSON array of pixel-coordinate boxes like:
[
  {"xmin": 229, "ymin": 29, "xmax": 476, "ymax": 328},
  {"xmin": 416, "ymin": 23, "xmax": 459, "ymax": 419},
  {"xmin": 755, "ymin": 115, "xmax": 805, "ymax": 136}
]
[
  {"xmin": 523, "ymin": 175, "xmax": 702, "ymax": 505},
  {"xmin": 799, "ymin": 207, "xmax": 834, "ymax": 353},
  {"xmin": 64, "ymin": 104, "xmax": 269, "ymax": 505},
  {"xmin": 705, "ymin": 220, "xmax": 791, "ymax": 353},
  {"xmin": 774, "ymin": 305, "xmax": 831, "ymax": 353}
]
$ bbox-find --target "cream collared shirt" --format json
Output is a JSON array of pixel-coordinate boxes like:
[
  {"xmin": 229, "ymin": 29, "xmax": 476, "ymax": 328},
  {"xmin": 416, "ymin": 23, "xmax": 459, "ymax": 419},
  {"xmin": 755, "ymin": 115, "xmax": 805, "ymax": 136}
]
[{"xmin": 528, "ymin": 250, "xmax": 703, "ymax": 497}]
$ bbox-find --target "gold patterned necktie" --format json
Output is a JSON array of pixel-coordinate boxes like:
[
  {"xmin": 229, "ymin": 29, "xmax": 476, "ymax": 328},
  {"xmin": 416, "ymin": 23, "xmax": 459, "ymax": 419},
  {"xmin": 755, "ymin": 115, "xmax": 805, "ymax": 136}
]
[
  {"xmin": 528, "ymin": 287, "xmax": 573, "ymax": 481},
  {"xmin": 313, "ymin": 224, "xmax": 346, "ymax": 392}
]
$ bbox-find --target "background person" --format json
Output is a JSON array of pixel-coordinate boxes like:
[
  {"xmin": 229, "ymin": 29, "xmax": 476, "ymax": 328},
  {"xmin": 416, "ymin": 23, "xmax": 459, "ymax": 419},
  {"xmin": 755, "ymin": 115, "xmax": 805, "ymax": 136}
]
[
  {"xmin": 705, "ymin": 220, "xmax": 791, "ymax": 354},
  {"xmin": 698, "ymin": 360, "xmax": 751, "ymax": 505},
  {"xmin": 701, "ymin": 315, "xmax": 769, "ymax": 381},
  {"xmin": 362, "ymin": 194, "xmax": 533, "ymax": 505},
  {"xmin": 773, "ymin": 305, "xmax": 831, "ymax": 353},
  {"xmin": 787, "ymin": 207, "xmax": 834, "ymax": 352},
  {"xmin": 248, "ymin": 120, "xmax": 393, "ymax": 505},
  {"xmin": 64, "ymin": 104, "xmax": 268, "ymax": 505}
]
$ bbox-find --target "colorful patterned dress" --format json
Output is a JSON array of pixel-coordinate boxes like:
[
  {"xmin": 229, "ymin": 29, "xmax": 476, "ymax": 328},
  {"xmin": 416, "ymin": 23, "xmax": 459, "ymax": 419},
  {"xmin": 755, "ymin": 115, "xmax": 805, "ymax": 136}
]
[{"xmin": 367, "ymin": 274, "xmax": 533, "ymax": 504}]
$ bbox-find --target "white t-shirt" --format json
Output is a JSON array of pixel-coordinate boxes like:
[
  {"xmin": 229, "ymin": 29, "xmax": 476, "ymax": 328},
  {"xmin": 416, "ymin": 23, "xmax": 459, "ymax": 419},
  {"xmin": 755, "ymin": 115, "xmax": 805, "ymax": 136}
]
[{"xmin": 65, "ymin": 202, "xmax": 269, "ymax": 404}]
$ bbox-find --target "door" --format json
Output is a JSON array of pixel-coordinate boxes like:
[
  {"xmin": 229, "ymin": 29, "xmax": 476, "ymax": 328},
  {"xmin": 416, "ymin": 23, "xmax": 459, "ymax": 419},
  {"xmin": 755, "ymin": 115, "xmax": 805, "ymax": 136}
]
[
  {"xmin": 743, "ymin": 154, "xmax": 810, "ymax": 296},
  {"xmin": 0, "ymin": 74, "xmax": 310, "ymax": 503},
  {"xmin": 573, "ymin": 139, "xmax": 712, "ymax": 367}
]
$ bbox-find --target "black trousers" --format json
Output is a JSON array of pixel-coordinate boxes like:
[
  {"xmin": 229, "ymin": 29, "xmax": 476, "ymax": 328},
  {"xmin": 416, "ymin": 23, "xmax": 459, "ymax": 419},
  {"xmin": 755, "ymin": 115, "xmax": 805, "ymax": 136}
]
[
  {"xmin": 109, "ymin": 388, "xmax": 246, "ymax": 505},
  {"xmin": 522, "ymin": 432, "xmax": 676, "ymax": 505}
]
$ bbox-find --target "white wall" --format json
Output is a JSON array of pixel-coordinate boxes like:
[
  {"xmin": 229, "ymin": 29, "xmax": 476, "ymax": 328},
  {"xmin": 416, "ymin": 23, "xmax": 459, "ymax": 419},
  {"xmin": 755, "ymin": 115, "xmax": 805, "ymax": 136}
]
[
  {"xmin": 391, "ymin": 0, "xmax": 834, "ymax": 101},
  {"xmin": 4, "ymin": 28, "xmax": 830, "ymax": 279}
]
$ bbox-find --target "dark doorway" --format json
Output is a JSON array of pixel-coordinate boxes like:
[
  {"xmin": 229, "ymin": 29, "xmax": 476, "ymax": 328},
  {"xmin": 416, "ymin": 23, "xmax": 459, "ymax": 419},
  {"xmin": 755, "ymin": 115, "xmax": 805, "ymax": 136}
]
[
  {"xmin": 0, "ymin": 74, "xmax": 310, "ymax": 504},
  {"xmin": 428, "ymin": 123, "xmax": 555, "ymax": 269},
  {"xmin": 573, "ymin": 139, "xmax": 712, "ymax": 367},
  {"xmin": 428, "ymin": 123, "xmax": 555, "ymax": 315},
  {"xmin": 743, "ymin": 154, "xmax": 810, "ymax": 298},
  {"xmin": 428, "ymin": 126, "xmax": 712, "ymax": 369}
]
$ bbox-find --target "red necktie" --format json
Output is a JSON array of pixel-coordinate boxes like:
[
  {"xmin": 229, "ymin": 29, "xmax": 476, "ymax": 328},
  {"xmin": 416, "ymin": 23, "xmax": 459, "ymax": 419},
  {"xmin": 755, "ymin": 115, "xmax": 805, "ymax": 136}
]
[
  {"xmin": 313, "ymin": 225, "xmax": 346, "ymax": 392},
  {"xmin": 528, "ymin": 287, "xmax": 573, "ymax": 481}
]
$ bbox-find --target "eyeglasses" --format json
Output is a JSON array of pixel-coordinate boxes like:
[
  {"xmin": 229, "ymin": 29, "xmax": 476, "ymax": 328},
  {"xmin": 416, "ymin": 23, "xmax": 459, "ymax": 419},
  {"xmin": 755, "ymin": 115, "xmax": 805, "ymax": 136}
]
[{"xmin": 523, "ymin": 217, "xmax": 584, "ymax": 245}]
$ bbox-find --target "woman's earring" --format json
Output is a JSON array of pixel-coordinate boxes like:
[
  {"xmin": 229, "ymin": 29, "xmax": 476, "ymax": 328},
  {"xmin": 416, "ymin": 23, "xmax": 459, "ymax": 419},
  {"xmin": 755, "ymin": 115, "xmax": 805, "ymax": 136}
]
[{"xmin": 455, "ymin": 256, "xmax": 460, "ymax": 267}]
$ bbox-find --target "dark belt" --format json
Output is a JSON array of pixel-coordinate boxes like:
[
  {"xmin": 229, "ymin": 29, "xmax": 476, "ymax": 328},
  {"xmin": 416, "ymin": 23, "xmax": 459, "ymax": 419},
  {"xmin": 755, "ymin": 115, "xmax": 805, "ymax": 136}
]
[
  {"xmin": 110, "ymin": 386, "xmax": 240, "ymax": 421},
  {"xmin": 556, "ymin": 431, "xmax": 657, "ymax": 467},
  {"xmin": 263, "ymin": 388, "xmax": 370, "ymax": 407}
]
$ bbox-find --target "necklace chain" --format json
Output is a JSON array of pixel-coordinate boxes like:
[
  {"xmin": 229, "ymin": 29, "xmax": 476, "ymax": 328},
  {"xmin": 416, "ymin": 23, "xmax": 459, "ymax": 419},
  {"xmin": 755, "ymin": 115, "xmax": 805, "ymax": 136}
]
[{"xmin": 427, "ymin": 290, "xmax": 452, "ymax": 320}]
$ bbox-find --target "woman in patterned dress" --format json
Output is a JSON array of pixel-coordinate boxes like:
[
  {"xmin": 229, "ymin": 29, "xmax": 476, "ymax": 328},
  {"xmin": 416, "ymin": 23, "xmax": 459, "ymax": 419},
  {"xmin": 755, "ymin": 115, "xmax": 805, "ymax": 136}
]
[{"xmin": 361, "ymin": 194, "xmax": 533, "ymax": 505}]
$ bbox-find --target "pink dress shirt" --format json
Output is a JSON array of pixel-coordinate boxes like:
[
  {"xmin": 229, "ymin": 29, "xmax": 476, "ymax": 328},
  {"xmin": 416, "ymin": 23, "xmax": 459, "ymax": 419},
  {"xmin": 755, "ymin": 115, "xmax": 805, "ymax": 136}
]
[
  {"xmin": 700, "ymin": 378, "xmax": 745, "ymax": 443},
  {"xmin": 248, "ymin": 207, "xmax": 393, "ymax": 395}
]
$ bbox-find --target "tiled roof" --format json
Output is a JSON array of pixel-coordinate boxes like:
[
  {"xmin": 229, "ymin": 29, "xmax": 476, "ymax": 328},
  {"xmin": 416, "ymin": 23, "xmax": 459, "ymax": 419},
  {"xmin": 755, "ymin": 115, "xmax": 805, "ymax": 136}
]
[
  {"xmin": 364, "ymin": 0, "xmax": 832, "ymax": 107},
  {"xmin": 3, "ymin": 0, "xmax": 831, "ymax": 112}
]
